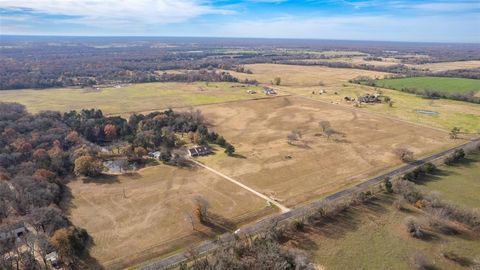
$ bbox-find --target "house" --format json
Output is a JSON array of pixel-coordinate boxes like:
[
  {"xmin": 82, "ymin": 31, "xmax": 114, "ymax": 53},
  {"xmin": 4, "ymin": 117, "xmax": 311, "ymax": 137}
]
[
  {"xmin": 46, "ymin": 251, "xmax": 60, "ymax": 268},
  {"xmin": 187, "ymin": 146, "xmax": 212, "ymax": 157},
  {"xmin": 263, "ymin": 87, "xmax": 276, "ymax": 95},
  {"xmin": 0, "ymin": 222, "xmax": 27, "ymax": 241},
  {"xmin": 148, "ymin": 151, "xmax": 162, "ymax": 159}
]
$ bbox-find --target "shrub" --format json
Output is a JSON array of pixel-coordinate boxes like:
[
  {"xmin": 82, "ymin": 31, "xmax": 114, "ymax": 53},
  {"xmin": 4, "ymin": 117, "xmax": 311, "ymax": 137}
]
[{"xmin": 405, "ymin": 217, "xmax": 424, "ymax": 238}]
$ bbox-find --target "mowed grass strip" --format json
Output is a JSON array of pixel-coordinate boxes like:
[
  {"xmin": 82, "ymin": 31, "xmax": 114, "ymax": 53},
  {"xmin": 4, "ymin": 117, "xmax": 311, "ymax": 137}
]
[
  {"xmin": 0, "ymin": 82, "xmax": 265, "ymax": 115},
  {"xmin": 375, "ymin": 77, "xmax": 480, "ymax": 95}
]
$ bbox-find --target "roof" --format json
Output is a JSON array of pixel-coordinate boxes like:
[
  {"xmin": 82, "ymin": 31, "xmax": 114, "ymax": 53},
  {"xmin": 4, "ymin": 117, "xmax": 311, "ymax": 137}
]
[{"xmin": 188, "ymin": 146, "xmax": 212, "ymax": 156}]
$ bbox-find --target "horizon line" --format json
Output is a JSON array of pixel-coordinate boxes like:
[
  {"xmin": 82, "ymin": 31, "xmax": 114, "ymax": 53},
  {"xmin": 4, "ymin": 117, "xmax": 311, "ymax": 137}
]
[{"xmin": 1, "ymin": 34, "xmax": 479, "ymax": 45}]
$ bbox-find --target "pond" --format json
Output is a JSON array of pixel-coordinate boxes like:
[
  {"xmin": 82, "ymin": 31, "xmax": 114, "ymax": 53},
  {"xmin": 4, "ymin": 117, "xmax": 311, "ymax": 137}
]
[
  {"xmin": 415, "ymin": 109, "xmax": 439, "ymax": 116},
  {"xmin": 103, "ymin": 159, "xmax": 138, "ymax": 174}
]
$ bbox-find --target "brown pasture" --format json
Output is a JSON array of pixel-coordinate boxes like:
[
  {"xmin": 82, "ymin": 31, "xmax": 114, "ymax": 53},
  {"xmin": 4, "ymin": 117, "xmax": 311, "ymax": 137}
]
[
  {"xmin": 67, "ymin": 165, "xmax": 274, "ymax": 269},
  {"xmin": 196, "ymin": 96, "xmax": 460, "ymax": 207},
  {"xmin": 228, "ymin": 64, "xmax": 389, "ymax": 87}
]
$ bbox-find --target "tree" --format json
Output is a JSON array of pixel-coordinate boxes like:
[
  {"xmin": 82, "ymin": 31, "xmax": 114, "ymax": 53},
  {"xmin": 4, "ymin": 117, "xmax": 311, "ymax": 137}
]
[
  {"xmin": 449, "ymin": 127, "xmax": 460, "ymax": 139},
  {"xmin": 273, "ymin": 77, "xmax": 281, "ymax": 86},
  {"xmin": 324, "ymin": 128, "xmax": 336, "ymax": 140},
  {"xmin": 193, "ymin": 196, "xmax": 210, "ymax": 224},
  {"xmin": 319, "ymin": 121, "xmax": 331, "ymax": 132},
  {"xmin": 224, "ymin": 144, "xmax": 235, "ymax": 156},
  {"xmin": 104, "ymin": 124, "xmax": 117, "ymax": 141},
  {"xmin": 215, "ymin": 136, "xmax": 226, "ymax": 147},
  {"xmin": 394, "ymin": 148, "xmax": 414, "ymax": 163},
  {"xmin": 65, "ymin": 131, "xmax": 80, "ymax": 145},
  {"xmin": 74, "ymin": 156, "xmax": 103, "ymax": 177},
  {"xmin": 384, "ymin": 177, "xmax": 393, "ymax": 193},
  {"xmin": 287, "ymin": 129, "xmax": 302, "ymax": 144},
  {"xmin": 134, "ymin": 146, "xmax": 147, "ymax": 159}
]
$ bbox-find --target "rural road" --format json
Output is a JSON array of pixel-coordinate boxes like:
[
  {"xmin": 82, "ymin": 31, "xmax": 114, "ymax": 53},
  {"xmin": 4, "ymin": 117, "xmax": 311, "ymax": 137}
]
[
  {"xmin": 140, "ymin": 138, "xmax": 479, "ymax": 270},
  {"xmin": 189, "ymin": 158, "xmax": 291, "ymax": 213}
]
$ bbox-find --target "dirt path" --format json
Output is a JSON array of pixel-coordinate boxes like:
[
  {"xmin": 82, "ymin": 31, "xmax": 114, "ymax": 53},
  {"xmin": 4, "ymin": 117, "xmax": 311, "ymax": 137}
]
[{"xmin": 189, "ymin": 158, "xmax": 291, "ymax": 213}]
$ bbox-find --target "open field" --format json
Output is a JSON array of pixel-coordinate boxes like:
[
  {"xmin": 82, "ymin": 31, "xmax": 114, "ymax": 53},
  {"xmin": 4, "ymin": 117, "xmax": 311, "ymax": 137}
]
[
  {"xmin": 195, "ymin": 96, "xmax": 459, "ymax": 207},
  {"xmin": 67, "ymin": 164, "xmax": 275, "ymax": 269},
  {"xmin": 0, "ymin": 82, "xmax": 266, "ymax": 115},
  {"xmin": 417, "ymin": 152, "xmax": 480, "ymax": 209},
  {"xmin": 227, "ymin": 64, "xmax": 389, "ymax": 87},
  {"xmin": 375, "ymin": 77, "xmax": 480, "ymax": 95},
  {"xmin": 410, "ymin": 60, "xmax": 480, "ymax": 72},
  {"xmin": 287, "ymin": 84, "xmax": 480, "ymax": 134},
  {"xmin": 289, "ymin": 194, "xmax": 480, "ymax": 270},
  {"xmin": 230, "ymin": 63, "xmax": 480, "ymax": 133}
]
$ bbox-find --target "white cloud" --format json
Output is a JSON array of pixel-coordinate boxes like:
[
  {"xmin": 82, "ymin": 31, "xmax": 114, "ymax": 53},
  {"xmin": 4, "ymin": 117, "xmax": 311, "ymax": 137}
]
[
  {"xmin": 0, "ymin": 0, "xmax": 230, "ymax": 25},
  {"xmin": 202, "ymin": 13, "xmax": 480, "ymax": 43}
]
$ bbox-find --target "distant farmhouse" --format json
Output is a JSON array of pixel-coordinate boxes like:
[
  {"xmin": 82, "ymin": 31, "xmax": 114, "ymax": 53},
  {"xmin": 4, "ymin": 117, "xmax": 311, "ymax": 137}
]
[
  {"xmin": 187, "ymin": 146, "xmax": 212, "ymax": 157},
  {"xmin": 263, "ymin": 87, "xmax": 277, "ymax": 95}
]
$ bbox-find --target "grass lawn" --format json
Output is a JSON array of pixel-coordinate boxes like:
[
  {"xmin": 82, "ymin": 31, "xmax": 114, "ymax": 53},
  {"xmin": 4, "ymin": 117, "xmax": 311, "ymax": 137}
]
[
  {"xmin": 287, "ymin": 194, "xmax": 480, "ymax": 270},
  {"xmin": 417, "ymin": 152, "xmax": 480, "ymax": 209},
  {"xmin": 375, "ymin": 77, "xmax": 480, "ymax": 95},
  {"xmin": 0, "ymin": 82, "xmax": 266, "ymax": 115}
]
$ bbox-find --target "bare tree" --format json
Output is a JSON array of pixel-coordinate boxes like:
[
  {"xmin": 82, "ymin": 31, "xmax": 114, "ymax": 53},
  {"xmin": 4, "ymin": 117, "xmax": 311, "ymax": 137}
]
[
  {"xmin": 193, "ymin": 196, "xmax": 210, "ymax": 224},
  {"xmin": 394, "ymin": 148, "xmax": 414, "ymax": 163},
  {"xmin": 287, "ymin": 129, "xmax": 302, "ymax": 144},
  {"xmin": 319, "ymin": 121, "xmax": 331, "ymax": 132},
  {"xmin": 324, "ymin": 128, "xmax": 336, "ymax": 140}
]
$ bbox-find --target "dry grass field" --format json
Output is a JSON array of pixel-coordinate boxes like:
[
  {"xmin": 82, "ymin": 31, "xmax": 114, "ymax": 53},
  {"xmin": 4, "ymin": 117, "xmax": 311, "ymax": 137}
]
[
  {"xmin": 196, "ymin": 96, "xmax": 459, "ymax": 207},
  {"xmin": 0, "ymin": 82, "xmax": 266, "ymax": 115},
  {"xmin": 228, "ymin": 64, "xmax": 388, "ymax": 87},
  {"xmin": 284, "ymin": 84, "xmax": 480, "ymax": 133},
  {"xmin": 409, "ymin": 60, "xmax": 480, "ymax": 72},
  {"xmin": 231, "ymin": 63, "xmax": 480, "ymax": 133},
  {"xmin": 67, "ymin": 165, "xmax": 274, "ymax": 269}
]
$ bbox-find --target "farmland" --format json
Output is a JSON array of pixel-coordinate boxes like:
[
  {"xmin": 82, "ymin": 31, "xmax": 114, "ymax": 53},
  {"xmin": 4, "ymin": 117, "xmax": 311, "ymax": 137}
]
[
  {"xmin": 227, "ymin": 64, "xmax": 388, "ymax": 87},
  {"xmin": 375, "ymin": 77, "xmax": 480, "ymax": 95},
  {"xmin": 67, "ymin": 164, "xmax": 275, "ymax": 269},
  {"xmin": 195, "ymin": 96, "xmax": 459, "ymax": 207},
  {"xmin": 417, "ymin": 152, "xmax": 480, "ymax": 209},
  {"xmin": 0, "ymin": 82, "xmax": 266, "ymax": 115},
  {"xmin": 231, "ymin": 63, "xmax": 480, "ymax": 133},
  {"xmin": 294, "ymin": 193, "xmax": 480, "ymax": 270}
]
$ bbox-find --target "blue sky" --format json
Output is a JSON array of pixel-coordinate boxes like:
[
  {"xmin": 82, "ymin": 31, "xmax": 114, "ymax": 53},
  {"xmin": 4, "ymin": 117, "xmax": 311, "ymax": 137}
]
[{"xmin": 1, "ymin": 0, "xmax": 479, "ymax": 43}]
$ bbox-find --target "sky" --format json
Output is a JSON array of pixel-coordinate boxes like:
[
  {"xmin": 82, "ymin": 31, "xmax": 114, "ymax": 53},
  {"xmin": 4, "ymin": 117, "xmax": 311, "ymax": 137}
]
[{"xmin": 0, "ymin": 0, "xmax": 479, "ymax": 43}]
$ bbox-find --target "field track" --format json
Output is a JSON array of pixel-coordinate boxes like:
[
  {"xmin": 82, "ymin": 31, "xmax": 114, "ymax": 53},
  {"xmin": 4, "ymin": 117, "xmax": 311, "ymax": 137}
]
[
  {"xmin": 139, "ymin": 137, "xmax": 480, "ymax": 270},
  {"xmin": 190, "ymin": 159, "xmax": 290, "ymax": 213}
]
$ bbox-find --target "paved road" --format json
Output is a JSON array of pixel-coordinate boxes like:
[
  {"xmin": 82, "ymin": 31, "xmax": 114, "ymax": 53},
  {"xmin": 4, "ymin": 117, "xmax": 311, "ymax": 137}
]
[
  {"xmin": 140, "ymin": 138, "xmax": 479, "ymax": 270},
  {"xmin": 189, "ymin": 159, "xmax": 290, "ymax": 213}
]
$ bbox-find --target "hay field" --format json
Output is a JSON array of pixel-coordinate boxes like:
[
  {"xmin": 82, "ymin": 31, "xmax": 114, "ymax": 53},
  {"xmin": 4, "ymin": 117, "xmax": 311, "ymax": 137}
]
[
  {"xmin": 0, "ymin": 82, "xmax": 265, "ymax": 115},
  {"xmin": 228, "ymin": 64, "xmax": 388, "ymax": 87},
  {"xmin": 226, "ymin": 63, "xmax": 480, "ymax": 133},
  {"xmin": 68, "ymin": 165, "xmax": 274, "ymax": 269},
  {"xmin": 196, "ymin": 96, "xmax": 458, "ymax": 207},
  {"xmin": 284, "ymin": 84, "xmax": 480, "ymax": 133},
  {"xmin": 410, "ymin": 60, "xmax": 480, "ymax": 72}
]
